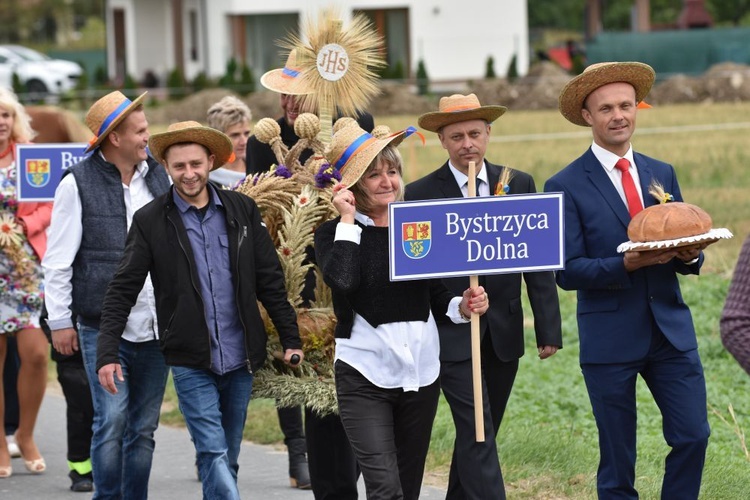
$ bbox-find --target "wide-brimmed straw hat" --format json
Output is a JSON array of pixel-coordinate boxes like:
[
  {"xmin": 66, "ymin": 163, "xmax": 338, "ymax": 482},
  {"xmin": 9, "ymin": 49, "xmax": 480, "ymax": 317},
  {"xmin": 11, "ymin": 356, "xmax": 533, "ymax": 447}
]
[
  {"xmin": 148, "ymin": 121, "xmax": 233, "ymax": 171},
  {"xmin": 418, "ymin": 93, "xmax": 507, "ymax": 132},
  {"xmin": 559, "ymin": 61, "xmax": 655, "ymax": 126},
  {"xmin": 260, "ymin": 50, "xmax": 312, "ymax": 96},
  {"xmin": 85, "ymin": 90, "xmax": 148, "ymax": 152},
  {"xmin": 327, "ymin": 123, "xmax": 417, "ymax": 187}
]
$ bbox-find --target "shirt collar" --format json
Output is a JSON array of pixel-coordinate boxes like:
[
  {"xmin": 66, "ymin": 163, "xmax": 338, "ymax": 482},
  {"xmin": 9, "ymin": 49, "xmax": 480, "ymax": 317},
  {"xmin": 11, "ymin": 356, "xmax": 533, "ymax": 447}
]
[
  {"xmin": 591, "ymin": 141, "xmax": 635, "ymax": 173},
  {"xmin": 448, "ymin": 160, "xmax": 489, "ymax": 188},
  {"xmin": 98, "ymin": 150, "xmax": 150, "ymax": 177},
  {"xmin": 354, "ymin": 211, "xmax": 375, "ymax": 227},
  {"xmin": 172, "ymin": 183, "xmax": 223, "ymax": 214}
]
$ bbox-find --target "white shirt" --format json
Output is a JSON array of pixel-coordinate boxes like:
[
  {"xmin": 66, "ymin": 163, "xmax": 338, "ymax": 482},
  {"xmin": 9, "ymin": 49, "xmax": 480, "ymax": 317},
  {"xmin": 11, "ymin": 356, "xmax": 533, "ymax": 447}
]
[
  {"xmin": 208, "ymin": 167, "xmax": 246, "ymax": 188},
  {"xmin": 591, "ymin": 141, "xmax": 645, "ymax": 208},
  {"xmin": 332, "ymin": 212, "xmax": 467, "ymax": 392},
  {"xmin": 448, "ymin": 160, "xmax": 491, "ymax": 198},
  {"xmin": 43, "ymin": 155, "xmax": 159, "ymax": 342}
]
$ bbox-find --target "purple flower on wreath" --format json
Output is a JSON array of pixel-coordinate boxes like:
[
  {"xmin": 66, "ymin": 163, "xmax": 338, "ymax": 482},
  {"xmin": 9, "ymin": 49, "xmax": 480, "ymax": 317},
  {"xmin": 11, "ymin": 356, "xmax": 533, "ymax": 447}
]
[
  {"xmin": 314, "ymin": 162, "xmax": 341, "ymax": 189},
  {"xmin": 274, "ymin": 164, "xmax": 293, "ymax": 179}
]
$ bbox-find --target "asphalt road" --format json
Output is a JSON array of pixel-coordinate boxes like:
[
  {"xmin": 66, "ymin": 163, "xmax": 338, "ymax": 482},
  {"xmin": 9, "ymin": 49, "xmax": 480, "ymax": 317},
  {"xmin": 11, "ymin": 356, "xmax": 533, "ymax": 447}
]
[{"xmin": 0, "ymin": 393, "xmax": 447, "ymax": 499}]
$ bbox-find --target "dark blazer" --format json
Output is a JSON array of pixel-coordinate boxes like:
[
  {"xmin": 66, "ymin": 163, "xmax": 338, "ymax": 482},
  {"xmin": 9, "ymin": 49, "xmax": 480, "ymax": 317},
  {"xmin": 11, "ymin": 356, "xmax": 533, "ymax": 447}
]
[
  {"xmin": 97, "ymin": 187, "xmax": 301, "ymax": 372},
  {"xmin": 544, "ymin": 148, "xmax": 702, "ymax": 364},
  {"xmin": 405, "ymin": 161, "xmax": 562, "ymax": 362}
]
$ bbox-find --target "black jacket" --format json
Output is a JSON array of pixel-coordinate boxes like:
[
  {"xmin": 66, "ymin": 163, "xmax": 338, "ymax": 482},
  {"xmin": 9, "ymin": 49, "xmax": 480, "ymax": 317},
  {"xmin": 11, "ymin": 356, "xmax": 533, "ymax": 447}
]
[{"xmin": 96, "ymin": 187, "xmax": 301, "ymax": 372}]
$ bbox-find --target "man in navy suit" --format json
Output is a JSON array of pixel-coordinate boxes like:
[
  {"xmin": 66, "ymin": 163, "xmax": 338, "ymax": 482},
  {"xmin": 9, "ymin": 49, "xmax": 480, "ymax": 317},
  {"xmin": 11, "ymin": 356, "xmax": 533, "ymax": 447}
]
[
  {"xmin": 406, "ymin": 94, "xmax": 563, "ymax": 500},
  {"xmin": 544, "ymin": 62, "xmax": 710, "ymax": 499}
]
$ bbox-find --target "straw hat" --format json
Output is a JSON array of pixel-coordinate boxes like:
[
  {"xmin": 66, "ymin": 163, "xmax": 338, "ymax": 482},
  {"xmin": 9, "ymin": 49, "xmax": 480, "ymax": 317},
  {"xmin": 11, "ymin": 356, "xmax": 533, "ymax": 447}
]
[
  {"xmin": 260, "ymin": 50, "xmax": 312, "ymax": 95},
  {"xmin": 559, "ymin": 61, "xmax": 655, "ymax": 126},
  {"xmin": 327, "ymin": 123, "xmax": 413, "ymax": 187},
  {"xmin": 148, "ymin": 121, "xmax": 233, "ymax": 171},
  {"xmin": 85, "ymin": 90, "xmax": 148, "ymax": 152},
  {"xmin": 418, "ymin": 93, "xmax": 507, "ymax": 132}
]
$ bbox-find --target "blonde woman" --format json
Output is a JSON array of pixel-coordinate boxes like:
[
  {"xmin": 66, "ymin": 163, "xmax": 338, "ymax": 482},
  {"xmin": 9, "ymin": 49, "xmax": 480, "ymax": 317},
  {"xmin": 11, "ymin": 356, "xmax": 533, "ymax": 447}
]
[
  {"xmin": 315, "ymin": 123, "xmax": 489, "ymax": 500},
  {"xmin": 206, "ymin": 95, "xmax": 252, "ymax": 187},
  {"xmin": 0, "ymin": 87, "xmax": 51, "ymax": 478}
]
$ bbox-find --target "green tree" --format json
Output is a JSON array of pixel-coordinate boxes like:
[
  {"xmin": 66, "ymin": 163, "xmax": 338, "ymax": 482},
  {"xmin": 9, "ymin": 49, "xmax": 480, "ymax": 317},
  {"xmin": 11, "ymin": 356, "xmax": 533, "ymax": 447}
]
[
  {"xmin": 485, "ymin": 56, "xmax": 496, "ymax": 79},
  {"xmin": 219, "ymin": 57, "xmax": 238, "ymax": 87},
  {"xmin": 167, "ymin": 67, "xmax": 185, "ymax": 100},
  {"xmin": 122, "ymin": 73, "xmax": 137, "ymax": 93},
  {"xmin": 192, "ymin": 71, "xmax": 212, "ymax": 92},
  {"xmin": 94, "ymin": 65, "xmax": 108, "ymax": 89},
  {"xmin": 527, "ymin": 0, "xmax": 690, "ymax": 31},
  {"xmin": 707, "ymin": 0, "xmax": 750, "ymax": 26},
  {"xmin": 506, "ymin": 54, "xmax": 518, "ymax": 82},
  {"xmin": 416, "ymin": 59, "xmax": 429, "ymax": 95},
  {"xmin": 390, "ymin": 60, "xmax": 405, "ymax": 80},
  {"xmin": 528, "ymin": 0, "xmax": 585, "ymax": 30},
  {"xmin": 238, "ymin": 64, "xmax": 255, "ymax": 95}
]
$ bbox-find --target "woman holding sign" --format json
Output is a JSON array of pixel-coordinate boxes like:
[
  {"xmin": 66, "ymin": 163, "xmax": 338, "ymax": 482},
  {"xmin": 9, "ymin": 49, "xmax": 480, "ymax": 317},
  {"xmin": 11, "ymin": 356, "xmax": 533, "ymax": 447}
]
[
  {"xmin": 314, "ymin": 122, "xmax": 488, "ymax": 500},
  {"xmin": 0, "ymin": 87, "xmax": 51, "ymax": 478}
]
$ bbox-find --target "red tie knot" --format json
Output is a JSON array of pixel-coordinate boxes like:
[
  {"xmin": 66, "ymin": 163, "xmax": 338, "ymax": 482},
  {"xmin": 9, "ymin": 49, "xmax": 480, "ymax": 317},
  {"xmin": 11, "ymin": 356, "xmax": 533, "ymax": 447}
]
[{"xmin": 615, "ymin": 158, "xmax": 631, "ymax": 172}]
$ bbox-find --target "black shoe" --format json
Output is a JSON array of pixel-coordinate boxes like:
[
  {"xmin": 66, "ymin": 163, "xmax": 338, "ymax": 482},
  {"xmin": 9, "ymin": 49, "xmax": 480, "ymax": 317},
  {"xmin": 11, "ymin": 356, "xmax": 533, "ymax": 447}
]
[
  {"xmin": 69, "ymin": 470, "xmax": 94, "ymax": 492},
  {"xmin": 287, "ymin": 438, "xmax": 311, "ymax": 489}
]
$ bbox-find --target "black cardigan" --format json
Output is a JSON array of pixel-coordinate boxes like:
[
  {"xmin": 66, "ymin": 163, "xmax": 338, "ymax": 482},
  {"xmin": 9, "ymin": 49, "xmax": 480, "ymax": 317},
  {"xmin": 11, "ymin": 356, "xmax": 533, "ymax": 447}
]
[{"xmin": 314, "ymin": 217, "xmax": 455, "ymax": 338}]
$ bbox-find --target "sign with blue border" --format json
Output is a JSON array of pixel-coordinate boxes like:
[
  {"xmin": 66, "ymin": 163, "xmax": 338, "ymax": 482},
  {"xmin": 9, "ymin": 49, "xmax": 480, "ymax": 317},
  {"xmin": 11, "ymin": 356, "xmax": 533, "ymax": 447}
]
[
  {"xmin": 389, "ymin": 193, "xmax": 564, "ymax": 281},
  {"xmin": 16, "ymin": 143, "xmax": 88, "ymax": 201}
]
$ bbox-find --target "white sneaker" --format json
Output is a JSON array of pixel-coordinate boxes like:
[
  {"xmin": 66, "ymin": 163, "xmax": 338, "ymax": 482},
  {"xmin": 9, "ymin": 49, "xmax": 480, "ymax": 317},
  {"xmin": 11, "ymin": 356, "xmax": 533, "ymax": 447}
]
[{"xmin": 6, "ymin": 435, "xmax": 21, "ymax": 458}]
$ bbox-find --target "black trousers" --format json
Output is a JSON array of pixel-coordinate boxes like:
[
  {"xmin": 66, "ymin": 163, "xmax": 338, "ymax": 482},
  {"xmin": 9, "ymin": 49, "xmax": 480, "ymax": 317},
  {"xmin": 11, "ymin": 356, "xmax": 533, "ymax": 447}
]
[
  {"xmin": 277, "ymin": 405, "xmax": 305, "ymax": 445},
  {"xmin": 306, "ymin": 407, "xmax": 360, "ymax": 500},
  {"xmin": 335, "ymin": 360, "xmax": 440, "ymax": 500},
  {"xmin": 3, "ymin": 336, "xmax": 20, "ymax": 435},
  {"xmin": 56, "ymin": 350, "xmax": 94, "ymax": 463},
  {"xmin": 442, "ymin": 333, "xmax": 519, "ymax": 500}
]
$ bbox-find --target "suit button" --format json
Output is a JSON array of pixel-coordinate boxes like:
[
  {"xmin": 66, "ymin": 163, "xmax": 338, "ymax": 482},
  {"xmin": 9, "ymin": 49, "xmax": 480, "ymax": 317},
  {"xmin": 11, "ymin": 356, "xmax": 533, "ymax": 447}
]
[{"xmin": 649, "ymin": 296, "xmax": 654, "ymax": 302}]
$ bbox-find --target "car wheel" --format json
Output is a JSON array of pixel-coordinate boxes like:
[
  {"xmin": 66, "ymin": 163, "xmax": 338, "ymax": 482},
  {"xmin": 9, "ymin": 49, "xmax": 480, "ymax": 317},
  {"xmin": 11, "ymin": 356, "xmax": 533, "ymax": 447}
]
[{"xmin": 26, "ymin": 79, "xmax": 49, "ymax": 102}]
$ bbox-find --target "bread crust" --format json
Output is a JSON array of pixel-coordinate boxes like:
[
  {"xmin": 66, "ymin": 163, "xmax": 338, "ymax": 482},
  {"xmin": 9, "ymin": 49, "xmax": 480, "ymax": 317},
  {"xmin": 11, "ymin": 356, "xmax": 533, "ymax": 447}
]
[{"xmin": 627, "ymin": 203, "xmax": 712, "ymax": 243}]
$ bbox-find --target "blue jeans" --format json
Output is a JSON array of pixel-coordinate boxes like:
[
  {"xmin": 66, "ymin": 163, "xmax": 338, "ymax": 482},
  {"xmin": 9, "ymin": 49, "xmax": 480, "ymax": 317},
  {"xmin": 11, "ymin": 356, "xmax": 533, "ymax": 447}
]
[
  {"xmin": 171, "ymin": 366, "xmax": 253, "ymax": 500},
  {"xmin": 79, "ymin": 325, "xmax": 168, "ymax": 500}
]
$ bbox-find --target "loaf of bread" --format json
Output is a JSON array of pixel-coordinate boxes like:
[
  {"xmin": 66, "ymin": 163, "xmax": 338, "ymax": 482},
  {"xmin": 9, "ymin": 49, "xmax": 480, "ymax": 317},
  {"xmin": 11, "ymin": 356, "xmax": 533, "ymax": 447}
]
[{"xmin": 627, "ymin": 202, "xmax": 712, "ymax": 243}]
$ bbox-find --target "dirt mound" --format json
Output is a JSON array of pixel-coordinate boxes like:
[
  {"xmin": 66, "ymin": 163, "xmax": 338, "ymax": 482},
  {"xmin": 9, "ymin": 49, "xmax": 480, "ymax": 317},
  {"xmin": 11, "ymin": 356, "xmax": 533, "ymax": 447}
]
[
  {"xmin": 512, "ymin": 61, "xmax": 572, "ymax": 110},
  {"xmin": 368, "ymin": 81, "xmax": 435, "ymax": 116},
  {"xmin": 147, "ymin": 88, "xmax": 236, "ymax": 125},
  {"xmin": 245, "ymin": 91, "xmax": 284, "ymax": 122},
  {"xmin": 650, "ymin": 74, "xmax": 708, "ymax": 104},
  {"xmin": 148, "ymin": 61, "xmax": 750, "ymax": 125},
  {"xmin": 472, "ymin": 78, "xmax": 518, "ymax": 108},
  {"xmin": 461, "ymin": 62, "xmax": 572, "ymax": 110},
  {"xmin": 702, "ymin": 62, "xmax": 750, "ymax": 101}
]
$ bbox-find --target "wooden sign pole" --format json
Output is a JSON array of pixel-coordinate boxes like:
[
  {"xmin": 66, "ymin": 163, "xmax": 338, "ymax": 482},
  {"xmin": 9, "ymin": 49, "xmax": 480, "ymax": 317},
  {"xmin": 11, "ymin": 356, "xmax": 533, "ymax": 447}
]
[{"xmin": 467, "ymin": 160, "xmax": 485, "ymax": 442}]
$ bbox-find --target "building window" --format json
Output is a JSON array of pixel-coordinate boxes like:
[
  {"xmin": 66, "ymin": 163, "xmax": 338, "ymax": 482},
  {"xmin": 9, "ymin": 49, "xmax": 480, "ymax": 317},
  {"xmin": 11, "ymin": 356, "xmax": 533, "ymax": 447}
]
[
  {"xmin": 189, "ymin": 9, "xmax": 198, "ymax": 62},
  {"xmin": 356, "ymin": 8, "xmax": 410, "ymax": 79}
]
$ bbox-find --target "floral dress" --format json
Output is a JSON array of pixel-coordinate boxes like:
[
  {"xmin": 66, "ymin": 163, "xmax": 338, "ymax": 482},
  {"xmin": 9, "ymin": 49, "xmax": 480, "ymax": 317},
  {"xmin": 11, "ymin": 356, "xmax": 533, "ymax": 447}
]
[{"xmin": 0, "ymin": 162, "xmax": 43, "ymax": 333}]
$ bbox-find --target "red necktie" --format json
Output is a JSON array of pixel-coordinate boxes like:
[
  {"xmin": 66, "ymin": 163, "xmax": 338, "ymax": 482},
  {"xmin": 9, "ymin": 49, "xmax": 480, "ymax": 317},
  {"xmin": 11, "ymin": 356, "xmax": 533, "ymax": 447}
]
[{"xmin": 614, "ymin": 158, "xmax": 643, "ymax": 218}]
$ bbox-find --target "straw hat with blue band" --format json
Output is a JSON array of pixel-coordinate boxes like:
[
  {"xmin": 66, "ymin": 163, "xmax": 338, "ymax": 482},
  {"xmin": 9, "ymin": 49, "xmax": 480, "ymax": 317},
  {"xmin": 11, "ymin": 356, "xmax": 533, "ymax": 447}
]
[
  {"xmin": 558, "ymin": 61, "xmax": 655, "ymax": 127},
  {"xmin": 148, "ymin": 121, "xmax": 234, "ymax": 171},
  {"xmin": 418, "ymin": 93, "xmax": 507, "ymax": 133},
  {"xmin": 260, "ymin": 49, "xmax": 313, "ymax": 96},
  {"xmin": 84, "ymin": 90, "xmax": 148, "ymax": 152},
  {"xmin": 327, "ymin": 123, "xmax": 423, "ymax": 187}
]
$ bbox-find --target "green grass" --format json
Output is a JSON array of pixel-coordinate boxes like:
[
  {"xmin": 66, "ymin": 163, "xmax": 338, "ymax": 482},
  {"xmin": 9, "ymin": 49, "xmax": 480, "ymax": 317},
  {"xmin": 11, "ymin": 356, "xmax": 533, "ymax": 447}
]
[{"xmin": 158, "ymin": 102, "xmax": 750, "ymax": 497}]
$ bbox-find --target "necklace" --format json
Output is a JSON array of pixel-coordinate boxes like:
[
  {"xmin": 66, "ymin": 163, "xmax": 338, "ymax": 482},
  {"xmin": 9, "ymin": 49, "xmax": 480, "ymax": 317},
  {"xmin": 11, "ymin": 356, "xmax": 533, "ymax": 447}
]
[{"xmin": 0, "ymin": 141, "xmax": 13, "ymax": 160}]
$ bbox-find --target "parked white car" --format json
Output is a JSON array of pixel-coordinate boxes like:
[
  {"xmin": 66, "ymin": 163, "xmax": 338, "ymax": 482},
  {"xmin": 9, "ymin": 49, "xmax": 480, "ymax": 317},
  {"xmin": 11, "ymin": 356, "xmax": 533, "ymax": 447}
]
[{"xmin": 0, "ymin": 45, "xmax": 83, "ymax": 99}]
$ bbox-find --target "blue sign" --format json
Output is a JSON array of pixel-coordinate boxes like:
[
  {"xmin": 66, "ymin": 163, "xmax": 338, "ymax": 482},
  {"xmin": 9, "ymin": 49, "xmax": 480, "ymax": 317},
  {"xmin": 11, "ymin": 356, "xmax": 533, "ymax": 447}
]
[
  {"xmin": 389, "ymin": 193, "xmax": 564, "ymax": 281},
  {"xmin": 16, "ymin": 143, "xmax": 88, "ymax": 201}
]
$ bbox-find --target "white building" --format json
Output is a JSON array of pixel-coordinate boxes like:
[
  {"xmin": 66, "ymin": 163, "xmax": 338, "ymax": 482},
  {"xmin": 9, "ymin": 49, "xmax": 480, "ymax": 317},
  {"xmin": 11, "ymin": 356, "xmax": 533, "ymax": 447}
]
[{"xmin": 105, "ymin": 0, "xmax": 528, "ymax": 87}]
